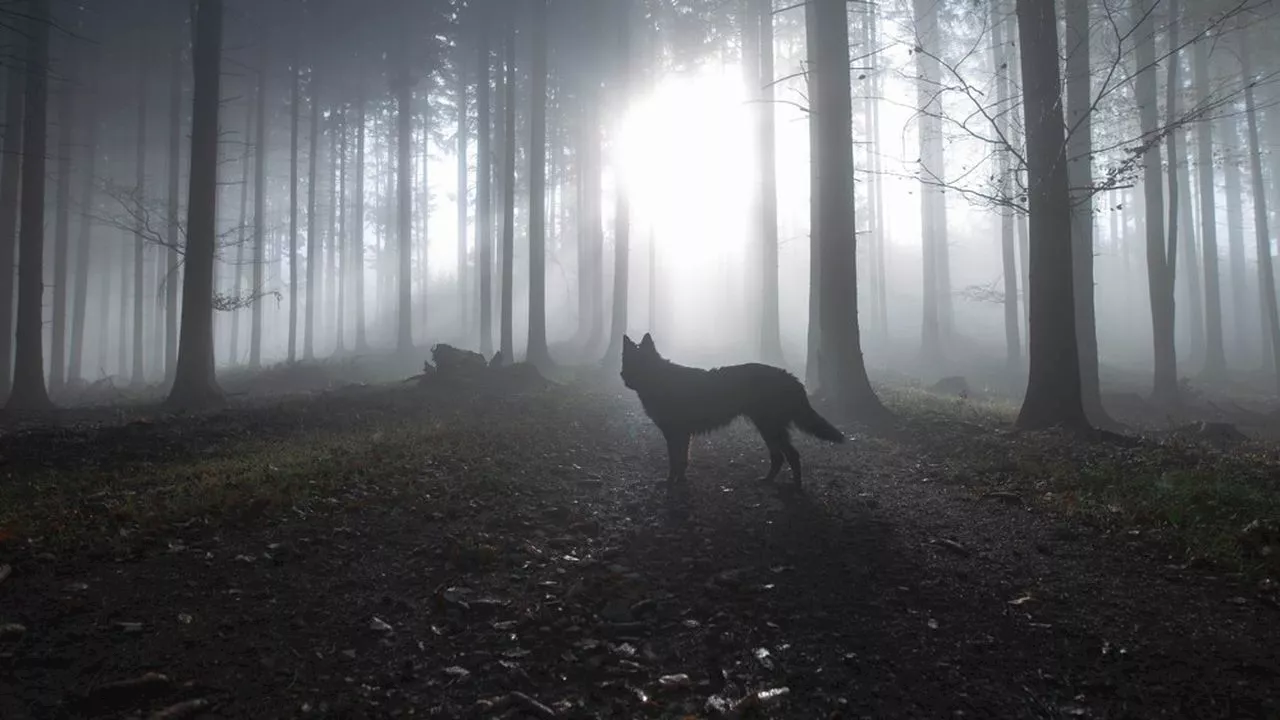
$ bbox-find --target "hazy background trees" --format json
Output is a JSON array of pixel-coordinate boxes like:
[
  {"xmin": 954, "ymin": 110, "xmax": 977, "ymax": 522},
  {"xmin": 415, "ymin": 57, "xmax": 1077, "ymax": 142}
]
[{"xmin": 0, "ymin": 0, "xmax": 1277, "ymax": 421}]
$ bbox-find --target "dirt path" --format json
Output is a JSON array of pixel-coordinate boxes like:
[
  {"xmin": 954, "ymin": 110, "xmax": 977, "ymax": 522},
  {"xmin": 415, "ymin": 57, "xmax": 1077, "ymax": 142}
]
[{"xmin": 1, "ymin": 382, "xmax": 1277, "ymax": 718}]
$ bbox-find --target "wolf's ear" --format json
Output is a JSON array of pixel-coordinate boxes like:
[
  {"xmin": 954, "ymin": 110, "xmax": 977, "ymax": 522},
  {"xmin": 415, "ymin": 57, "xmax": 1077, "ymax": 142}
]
[
  {"xmin": 640, "ymin": 333, "xmax": 655, "ymax": 352},
  {"xmin": 623, "ymin": 334, "xmax": 636, "ymax": 349}
]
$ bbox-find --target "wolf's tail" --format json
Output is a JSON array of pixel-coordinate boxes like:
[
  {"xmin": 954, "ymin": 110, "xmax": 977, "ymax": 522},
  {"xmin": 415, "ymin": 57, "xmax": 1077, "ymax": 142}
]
[{"xmin": 793, "ymin": 398, "xmax": 846, "ymax": 443}]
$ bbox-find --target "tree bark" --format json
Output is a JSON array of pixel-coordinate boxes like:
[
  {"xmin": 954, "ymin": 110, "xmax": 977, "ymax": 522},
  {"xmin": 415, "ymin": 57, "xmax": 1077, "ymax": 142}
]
[
  {"xmin": 1133, "ymin": 0, "xmax": 1178, "ymax": 405},
  {"xmin": 336, "ymin": 109, "xmax": 348, "ymax": 353},
  {"xmin": 603, "ymin": 0, "xmax": 632, "ymax": 369},
  {"xmin": 499, "ymin": 18, "xmax": 516, "ymax": 363},
  {"xmin": 1195, "ymin": 36, "xmax": 1226, "ymax": 379},
  {"xmin": 395, "ymin": 40, "xmax": 415, "ymax": 352},
  {"xmin": 810, "ymin": 0, "xmax": 885, "ymax": 419},
  {"xmin": 1064, "ymin": 0, "xmax": 1109, "ymax": 426},
  {"xmin": 68, "ymin": 66, "xmax": 99, "ymax": 387},
  {"xmin": 0, "ymin": 53, "xmax": 24, "ymax": 399},
  {"xmin": 526, "ymin": 0, "xmax": 551, "ymax": 367},
  {"xmin": 50, "ymin": 48, "xmax": 74, "ymax": 395},
  {"xmin": 476, "ymin": 27, "xmax": 492, "ymax": 356},
  {"xmin": 288, "ymin": 61, "xmax": 301, "ymax": 361},
  {"xmin": 167, "ymin": 0, "xmax": 224, "ymax": 410},
  {"xmin": 132, "ymin": 40, "xmax": 149, "ymax": 386},
  {"xmin": 4, "ymin": 0, "xmax": 52, "ymax": 411},
  {"xmin": 913, "ymin": 0, "xmax": 944, "ymax": 360},
  {"xmin": 991, "ymin": 0, "xmax": 1019, "ymax": 373},
  {"xmin": 756, "ymin": 0, "xmax": 783, "ymax": 364},
  {"xmin": 305, "ymin": 69, "xmax": 320, "ymax": 359},
  {"xmin": 803, "ymin": 0, "xmax": 821, "ymax": 388},
  {"xmin": 1241, "ymin": 30, "xmax": 1280, "ymax": 393},
  {"xmin": 353, "ymin": 92, "xmax": 368, "ymax": 350},
  {"xmin": 250, "ymin": 35, "xmax": 267, "ymax": 367},
  {"xmin": 1013, "ymin": 0, "xmax": 1087, "ymax": 431},
  {"xmin": 164, "ymin": 28, "xmax": 182, "ymax": 385}
]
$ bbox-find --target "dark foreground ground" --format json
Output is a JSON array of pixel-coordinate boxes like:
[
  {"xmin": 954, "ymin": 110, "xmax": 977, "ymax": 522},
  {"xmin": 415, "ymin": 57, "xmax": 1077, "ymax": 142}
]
[{"xmin": 0, "ymin": 371, "xmax": 1278, "ymax": 719}]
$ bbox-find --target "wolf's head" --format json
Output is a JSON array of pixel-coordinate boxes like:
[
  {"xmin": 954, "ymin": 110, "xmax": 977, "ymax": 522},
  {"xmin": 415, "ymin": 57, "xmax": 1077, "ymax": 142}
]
[{"xmin": 620, "ymin": 333, "xmax": 660, "ymax": 391}]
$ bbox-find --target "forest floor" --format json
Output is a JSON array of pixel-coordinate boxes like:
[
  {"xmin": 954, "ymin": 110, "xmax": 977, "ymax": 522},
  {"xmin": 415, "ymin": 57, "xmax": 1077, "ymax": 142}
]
[{"xmin": 1, "ymin": 361, "xmax": 1279, "ymax": 719}]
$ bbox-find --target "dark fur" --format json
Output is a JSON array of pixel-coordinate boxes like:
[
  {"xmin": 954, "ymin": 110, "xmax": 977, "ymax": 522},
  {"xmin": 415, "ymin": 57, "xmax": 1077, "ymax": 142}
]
[{"xmin": 620, "ymin": 333, "xmax": 845, "ymax": 485}]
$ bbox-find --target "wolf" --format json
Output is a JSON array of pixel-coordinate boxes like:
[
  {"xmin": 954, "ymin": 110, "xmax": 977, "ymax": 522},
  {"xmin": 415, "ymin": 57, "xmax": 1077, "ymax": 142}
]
[{"xmin": 620, "ymin": 333, "xmax": 845, "ymax": 485}]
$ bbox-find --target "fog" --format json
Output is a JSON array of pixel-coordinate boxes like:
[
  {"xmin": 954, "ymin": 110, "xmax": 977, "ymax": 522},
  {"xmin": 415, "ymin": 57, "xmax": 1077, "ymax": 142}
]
[{"xmin": 2, "ymin": 0, "xmax": 1279, "ymax": 409}]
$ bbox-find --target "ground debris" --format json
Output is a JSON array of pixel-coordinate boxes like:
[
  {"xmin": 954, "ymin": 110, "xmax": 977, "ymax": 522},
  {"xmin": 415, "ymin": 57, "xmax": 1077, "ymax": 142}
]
[{"xmin": 149, "ymin": 697, "xmax": 211, "ymax": 720}]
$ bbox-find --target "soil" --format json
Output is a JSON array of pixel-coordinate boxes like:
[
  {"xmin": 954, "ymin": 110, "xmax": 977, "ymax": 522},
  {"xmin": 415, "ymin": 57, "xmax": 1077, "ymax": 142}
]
[{"xmin": 0, "ymin": 375, "xmax": 1277, "ymax": 719}]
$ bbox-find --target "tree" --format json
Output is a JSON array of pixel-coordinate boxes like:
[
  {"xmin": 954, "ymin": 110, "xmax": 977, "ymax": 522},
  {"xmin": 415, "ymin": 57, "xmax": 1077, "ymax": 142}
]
[
  {"xmin": 912, "ymin": 0, "xmax": 952, "ymax": 360},
  {"xmin": 456, "ymin": 42, "xmax": 469, "ymax": 339},
  {"xmin": 132, "ymin": 34, "xmax": 149, "ymax": 386},
  {"xmin": 68, "ymin": 59, "xmax": 100, "ymax": 387},
  {"xmin": 164, "ymin": 17, "xmax": 183, "ymax": 384},
  {"xmin": 5, "ymin": 0, "xmax": 52, "ymax": 411},
  {"xmin": 289, "ymin": 59, "xmax": 301, "ymax": 361},
  {"xmin": 1240, "ymin": 26, "xmax": 1280, "ymax": 393},
  {"xmin": 0, "ymin": 47, "xmax": 23, "ymax": 399},
  {"xmin": 353, "ymin": 87, "xmax": 369, "ymax": 351},
  {"xmin": 1194, "ymin": 32, "xmax": 1226, "ymax": 379},
  {"xmin": 809, "ymin": 0, "xmax": 885, "ymax": 421},
  {"xmin": 476, "ymin": 22, "xmax": 493, "ymax": 356},
  {"xmin": 304, "ymin": 68, "xmax": 320, "ymax": 360},
  {"xmin": 166, "ymin": 0, "xmax": 225, "ymax": 410},
  {"xmin": 603, "ymin": 0, "xmax": 632, "ymax": 370},
  {"xmin": 755, "ymin": 0, "xmax": 783, "ymax": 365},
  {"xmin": 1133, "ymin": 0, "xmax": 1178, "ymax": 405},
  {"xmin": 1064, "ymin": 0, "xmax": 1110, "ymax": 427},
  {"xmin": 1013, "ymin": 0, "xmax": 1087, "ymax": 431},
  {"xmin": 50, "ymin": 41, "xmax": 75, "ymax": 395},
  {"xmin": 498, "ymin": 14, "xmax": 515, "ymax": 364},
  {"xmin": 526, "ymin": 0, "xmax": 551, "ymax": 368},
  {"xmin": 990, "ymin": 0, "xmax": 1020, "ymax": 373},
  {"xmin": 393, "ymin": 21, "xmax": 415, "ymax": 353},
  {"xmin": 250, "ymin": 33, "xmax": 268, "ymax": 368}
]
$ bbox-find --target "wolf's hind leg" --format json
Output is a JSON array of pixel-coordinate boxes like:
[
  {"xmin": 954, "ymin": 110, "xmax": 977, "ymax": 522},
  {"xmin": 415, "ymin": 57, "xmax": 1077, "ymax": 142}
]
[
  {"xmin": 753, "ymin": 421, "xmax": 787, "ymax": 483},
  {"xmin": 665, "ymin": 432, "xmax": 691, "ymax": 482}
]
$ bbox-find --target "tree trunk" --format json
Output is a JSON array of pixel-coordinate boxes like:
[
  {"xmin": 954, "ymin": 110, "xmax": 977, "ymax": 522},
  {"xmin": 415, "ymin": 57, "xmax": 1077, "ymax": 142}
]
[
  {"xmin": 250, "ymin": 36, "xmax": 267, "ymax": 367},
  {"xmin": 305, "ymin": 69, "xmax": 320, "ymax": 359},
  {"xmin": 1133, "ymin": 0, "xmax": 1178, "ymax": 405},
  {"xmin": 336, "ymin": 109, "xmax": 348, "ymax": 353},
  {"xmin": 810, "ymin": 0, "xmax": 884, "ymax": 419},
  {"xmin": 4, "ymin": 0, "xmax": 52, "ymax": 411},
  {"xmin": 869, "ymin": 3, "xmax": 888, "ymax": 336},
  {"xmin": 395, "ymin": 46, "xmax": 414, "ymax": 353},
  {"xmin": 499, "ymin": 19, "xmax": 516, "ymax": 364},
  {"xmin": 68, "ymin": 70, "xmax": 99, "ymax": 387},
  {"xmin": 1221, "ymin": 110, "xmax": 1248, "ymax": 361},
  {"xmin": 803, "ymin": 0, "xmax": 821, "ymax": 388},
  {"xmin": 1013, "ymin": 0, "xmax": 1087, "ymax": 431},
  {"xmin": 167, "ymin": 0, "xmax": 223, "ymax": 410},
  {"xmin": 230, "ymin": 85, "xmax": 252, "ymax": 365},
  {"xmin": 0, "ymin": 55, "xmax": 24, "ymax": 399},
  {"xmin": 1064, "ymin": 0, "xmax": 1109, "ymax": 426},
  {"xmin": 476, "ymin": 29, "xmax": 492, "ymax": 356},
  {"xmin": 603, "ymin": 0, "xmax": 631, "ymax": 369},
  {"xmin": 991, "ymin": 0, "xmax": 1020, "ymax": 373},
  {"xmin": 1241, "ymin": 31, "xmax": 1280, "ymax": 393},
  {"xmin": 1195, "ymin": 35, "xmax": 1226, "ymax": 379},
  {"xmin": 457, "ymin": 47, "xmax": 470, "ymax": 340},
  {"xmin": 132, "ymin": 43, "xmax": 149, "ymax": 386},
  {"xmin": 756, "ymin": 0, "xmax": 783, "ymax": 364},
  {"xmin": 165, "ymin": 32, "xmax": 182, "ymax": 385},
  {"xmin": 527, "ymin": 0, "xmax": 550, "ymax": 367},
  {"xmin": 288, "ymin": 62, "xmax": 300, "ymax": 361},
  {"xmin": 354, "ymin": 93, "xmax": 368, "ymax": 350},
  {"xmin": 50, "ymin": 52, "xmax": 74, "ymax": 395},
  {"xmin": 913, "ymin": 0, "xmax": 943, "ymax": 360}
]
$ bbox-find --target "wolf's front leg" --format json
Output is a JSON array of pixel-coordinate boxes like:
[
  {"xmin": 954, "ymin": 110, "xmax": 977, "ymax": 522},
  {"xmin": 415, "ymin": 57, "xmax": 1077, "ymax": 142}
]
[{"xmin": 664, "ymin": 432, "xmax": 691, "ymax": 482}]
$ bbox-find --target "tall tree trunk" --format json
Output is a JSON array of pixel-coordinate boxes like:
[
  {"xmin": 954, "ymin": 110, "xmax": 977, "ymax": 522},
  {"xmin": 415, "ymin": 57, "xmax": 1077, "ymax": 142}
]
[
  {"xmin": 132, "ymin": 41, "xmax": 148, "ymax": 386},
  {"xmin": 167, "ymin": 0, "xmax": 224, "ymax": 410},
  {"xmin": 1241, "ymin": 31, "xmax": 1280, "ymax": 392},
  {"xmin": 395, "ymin": 46, "xmax": 414, "ymax": 352},
  {"xmin": 476, "ymin": 28, "xmax": 493, "ymax": 356},
  {"xmin": 0, "ymin": 55, "xmax": 24, "ymax": 398},
  {"xmin": 457, "ymin": 48, "xmax": 470, "ymax": 339},
  {"xmin": 354, "ymin": 93, "xmax": 368, "ymax": 350},
  {"xmin": 756, "ymin": 0, "xmax": 783, "ymax": 364},
  {"xmin": 810, "ymin": 0, "xmax": 884, "ymax": 418},
  {"xmin": 118, "ymin": 229, "xmax": 129, "ymax": 374},
  {"xmin": 288, "ymin": 61, "xmax": 300, "ymax": 362},
  {"xmin": 1221, "ymin": 110, "xmax": 1248, "ymax": 361},
  {"xmin": 50, "ymin": 52, "xmax": 74, "ymax": 395},
  {"xmin": 165, "ymin": 32, "xmax": 182, "ymax": 385},
  {"xmin": 68, "ymin": 72, "xmax": 99, "ymax": 387},
  {"xmin": 912, "ymin": 0, "xmax": 949, "ymax": 360},
  {"xmin": 1133, "ymin": 0, "xmax": 1177, "ymax": 405},
  {"xmin": 1195, "ymin": 36, "xmax": 1226, "ymax": 379},
  {"xmin": 1179, "ymin": 127, "xmax": 1204, "ymax": 368},
  {"xmin": 4, "ymin": 0, "xmax": 52, "ymax": 410},
  {"xmin": 527, "ymin": 0, "xmax": 550, "ymax": 367},
  {"xmin": 231, "ymin": 87, "xmax": 252, "ymax": 365},
  {"xmin": 803, "ymin": 0, "xmax": 821, "ymax": 388},
  {"xmin": 499, "ymin": 19, "xmax": 515, "ymax": 363},
  {"xmin": 1065, "ymin": 0, "xmax": 1108, "ymax": 426},
  {"xmin": 305, "ymin": 70, "xmax": 320, "ymax": 359},
  {"xmin": 869, "ymin": 3, "xmax": 888, "ymax": 336},
  {"xmin": 603, "ymin": 0, "xmax": 631, "ymax": 368},
  {"xmin": 991, "ymin": 0, "xmax": 1020, "ymax": 373},
  {"xmin": 1014, "ymin": 0, "xmax": 1087, "ymax": 430},
  {"xmin": 250, "ymin": 37, "xmax": 267, "ymax": 367},
  {"xmin": 336, "ymin": 109, "xmax": 348, "ymax": 353}
]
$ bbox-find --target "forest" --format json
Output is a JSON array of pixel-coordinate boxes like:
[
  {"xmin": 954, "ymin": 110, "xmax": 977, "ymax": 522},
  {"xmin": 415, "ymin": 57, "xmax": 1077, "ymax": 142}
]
[{"xmin": 1, "ymin": 0, "xmax": 1279, "ymax": 717}]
